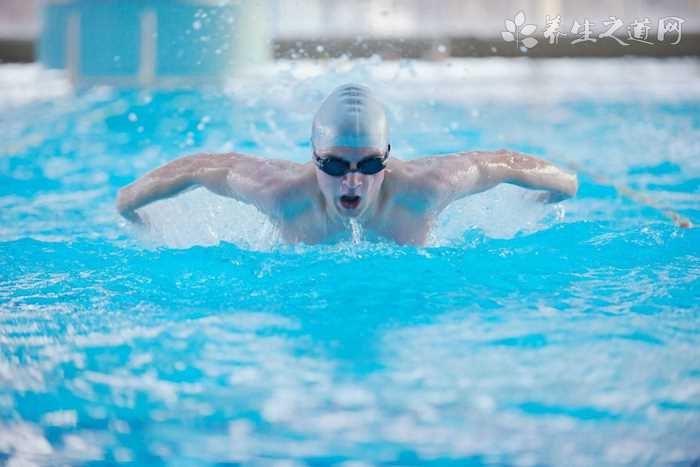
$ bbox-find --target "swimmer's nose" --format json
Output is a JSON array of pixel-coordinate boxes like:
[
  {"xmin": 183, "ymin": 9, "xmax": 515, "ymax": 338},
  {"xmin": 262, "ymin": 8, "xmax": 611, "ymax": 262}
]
[{"xmin": 342, "ymin": 172, "xmax": 363, "ymax": 189}]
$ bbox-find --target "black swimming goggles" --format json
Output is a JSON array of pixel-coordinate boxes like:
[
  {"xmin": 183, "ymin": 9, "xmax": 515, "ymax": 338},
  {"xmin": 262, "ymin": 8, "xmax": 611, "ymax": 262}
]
[{"xmin": 313, "ymin": 145, "xmax": 390, "ymax": 177}]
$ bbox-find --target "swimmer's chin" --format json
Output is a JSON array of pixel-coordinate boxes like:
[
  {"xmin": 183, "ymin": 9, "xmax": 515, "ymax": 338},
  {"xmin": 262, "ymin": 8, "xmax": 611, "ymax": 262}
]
[{"xmin": 336, "ymin": 205, "xmax": 362, "ymax": 218}]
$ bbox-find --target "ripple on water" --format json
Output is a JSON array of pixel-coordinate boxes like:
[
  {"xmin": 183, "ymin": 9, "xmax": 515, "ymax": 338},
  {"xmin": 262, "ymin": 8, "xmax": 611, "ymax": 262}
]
[{"xmin": 1, "ymin": 61, "xmax": 700, "ymax": 465}]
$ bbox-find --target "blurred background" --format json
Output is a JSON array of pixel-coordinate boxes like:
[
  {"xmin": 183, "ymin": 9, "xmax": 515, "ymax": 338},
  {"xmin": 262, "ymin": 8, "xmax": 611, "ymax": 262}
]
[{"xmin": 1, "ymin": 0, "xmax": 699, "ymax": 87}]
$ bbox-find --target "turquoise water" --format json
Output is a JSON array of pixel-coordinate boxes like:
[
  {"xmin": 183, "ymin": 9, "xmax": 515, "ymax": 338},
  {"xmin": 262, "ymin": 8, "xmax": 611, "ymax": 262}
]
[{"xmin": 1, "ymin": 61, "xmax": 700, "ymax": 466}]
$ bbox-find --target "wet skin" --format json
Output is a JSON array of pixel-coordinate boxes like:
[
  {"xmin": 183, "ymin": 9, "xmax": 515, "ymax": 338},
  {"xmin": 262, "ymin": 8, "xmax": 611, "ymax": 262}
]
[{"xmin": 117, "ymin": 147, "xmax": 578, "ymax": 245}]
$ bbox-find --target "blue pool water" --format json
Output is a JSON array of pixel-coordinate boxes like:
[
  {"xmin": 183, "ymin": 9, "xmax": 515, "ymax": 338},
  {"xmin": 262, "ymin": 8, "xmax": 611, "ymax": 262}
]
[{"xmin": 1, "ymin": 59, "xmax": 699, "ymax": 466}]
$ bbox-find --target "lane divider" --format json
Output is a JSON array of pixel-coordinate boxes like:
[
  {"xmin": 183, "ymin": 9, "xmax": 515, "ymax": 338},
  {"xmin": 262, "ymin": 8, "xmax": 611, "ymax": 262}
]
[{"xmin": 564, "ymin": 160, "xmax": 694, "ymax": 229}]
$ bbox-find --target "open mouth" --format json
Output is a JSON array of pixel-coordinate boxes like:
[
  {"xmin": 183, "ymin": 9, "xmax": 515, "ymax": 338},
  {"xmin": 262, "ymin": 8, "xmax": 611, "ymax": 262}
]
[{"xmin": 340, "ymin": 195, "xmax": 361, "ymax": 210}]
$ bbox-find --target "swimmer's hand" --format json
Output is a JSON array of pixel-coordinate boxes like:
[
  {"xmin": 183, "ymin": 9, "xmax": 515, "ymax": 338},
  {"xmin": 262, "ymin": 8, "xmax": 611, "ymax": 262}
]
[
  {"xmin": 533, "ymin": 188, "xmax": 575, "ymax": 204},
  {"xmin": 117, "ymin": 188, "xmax": 151, "ymax": 227},
  {"xmin": 119, "ymin": 207, "xmax": 147, "ymax": 226},
  {"xmin": 533, "ymin": 172, "xmax": 578, "ymax": 203},
  {"xmin": 120, "ymin": 209, "xmax": 142, "ymax": 224}
]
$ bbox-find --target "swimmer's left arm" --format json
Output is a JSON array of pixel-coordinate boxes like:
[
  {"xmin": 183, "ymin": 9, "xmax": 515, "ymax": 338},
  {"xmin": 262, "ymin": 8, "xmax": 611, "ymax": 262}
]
[{"xmin": 417, "ymin": 150, "xmax": 578, "ymax": 209}]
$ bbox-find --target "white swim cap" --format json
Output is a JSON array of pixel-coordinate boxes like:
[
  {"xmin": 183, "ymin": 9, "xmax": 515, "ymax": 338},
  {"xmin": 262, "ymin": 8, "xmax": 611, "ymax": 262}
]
[{"xmin": 311, "ymin": 83, "xmax": 389, "ymax": 151}]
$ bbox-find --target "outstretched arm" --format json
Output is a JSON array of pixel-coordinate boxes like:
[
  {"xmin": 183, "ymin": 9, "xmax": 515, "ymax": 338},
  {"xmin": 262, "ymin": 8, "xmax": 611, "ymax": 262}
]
[
  {"xmin": 415, "ymin": 149, "xmax": 578, "ymax": 210},
  {"xmin": 116, "ymin": 153, "xmax": 298, "ymax": 224}
]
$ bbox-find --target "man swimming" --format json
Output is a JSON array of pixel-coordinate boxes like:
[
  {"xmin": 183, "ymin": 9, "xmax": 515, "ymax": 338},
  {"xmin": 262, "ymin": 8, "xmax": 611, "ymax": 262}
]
[{"xmin": 117, "ymin": 83, "xmax": 578, "ymax": 245}]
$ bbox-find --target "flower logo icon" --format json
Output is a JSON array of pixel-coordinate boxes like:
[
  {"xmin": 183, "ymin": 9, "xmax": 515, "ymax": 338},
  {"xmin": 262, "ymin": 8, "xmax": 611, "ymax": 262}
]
[{"xmin": 501, "ymin": 10, "xmax": 539, "ymax": 49}]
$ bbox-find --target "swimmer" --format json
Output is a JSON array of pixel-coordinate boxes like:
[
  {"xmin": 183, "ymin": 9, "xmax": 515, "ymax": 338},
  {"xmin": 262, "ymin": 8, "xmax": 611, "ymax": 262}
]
[{"xmin": 117, "ymin": 83, "xmax": 578, "ymax": 245}]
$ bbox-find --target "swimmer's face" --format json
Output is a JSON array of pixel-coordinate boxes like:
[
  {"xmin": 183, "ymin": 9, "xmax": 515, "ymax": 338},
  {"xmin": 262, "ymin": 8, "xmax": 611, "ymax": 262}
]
[{"xmin": 313, "ymin": 146, "xmax": 387, "ymax": 219}]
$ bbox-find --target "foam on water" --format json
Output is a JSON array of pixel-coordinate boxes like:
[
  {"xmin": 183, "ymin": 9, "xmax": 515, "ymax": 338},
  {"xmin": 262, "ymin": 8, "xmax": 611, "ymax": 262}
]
[{"xmin": 127, "ymin": 183, "xmax": 559, "ymax": 250}]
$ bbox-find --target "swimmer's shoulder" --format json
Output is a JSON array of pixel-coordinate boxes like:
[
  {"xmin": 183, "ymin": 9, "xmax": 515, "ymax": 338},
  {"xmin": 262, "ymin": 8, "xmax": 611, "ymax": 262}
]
[
  {"xmin": 382, "ymin": 158, "xmax": 441, "ymax": 212},
  {"xmin": 213, "ymin": 153, "xmax": 315, "ymax": 219},
  {"xmin": 385, "ymin": 157, "xmax": 436, "ymax": 186},
  {"xmin": 212, "ymin": 151, "xmax": 300, "ymax": 171}
]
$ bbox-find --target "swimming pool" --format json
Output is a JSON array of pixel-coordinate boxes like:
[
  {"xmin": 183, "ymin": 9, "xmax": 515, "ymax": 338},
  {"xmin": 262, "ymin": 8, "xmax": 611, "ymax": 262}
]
[{"xmin": 1, "ymin": 58, "xmax": 699, "ymax": 465}]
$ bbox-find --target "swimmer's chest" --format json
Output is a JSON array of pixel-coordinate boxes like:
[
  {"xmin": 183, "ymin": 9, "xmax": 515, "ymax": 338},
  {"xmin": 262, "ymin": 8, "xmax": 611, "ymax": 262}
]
[
  {"xmin": 274, "ymin": 201, "xmax": 338, "ymax": 244},
  {"xmin": 274, "ymin": 192, "xmax": 433, "ymax": 245}
]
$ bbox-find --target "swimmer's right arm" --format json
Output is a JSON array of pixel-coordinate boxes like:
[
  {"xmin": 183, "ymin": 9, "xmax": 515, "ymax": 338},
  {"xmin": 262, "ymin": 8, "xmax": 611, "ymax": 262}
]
[{"xmin": 116, "ymin": 153, "xmax": 296, "ymax": 223}]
